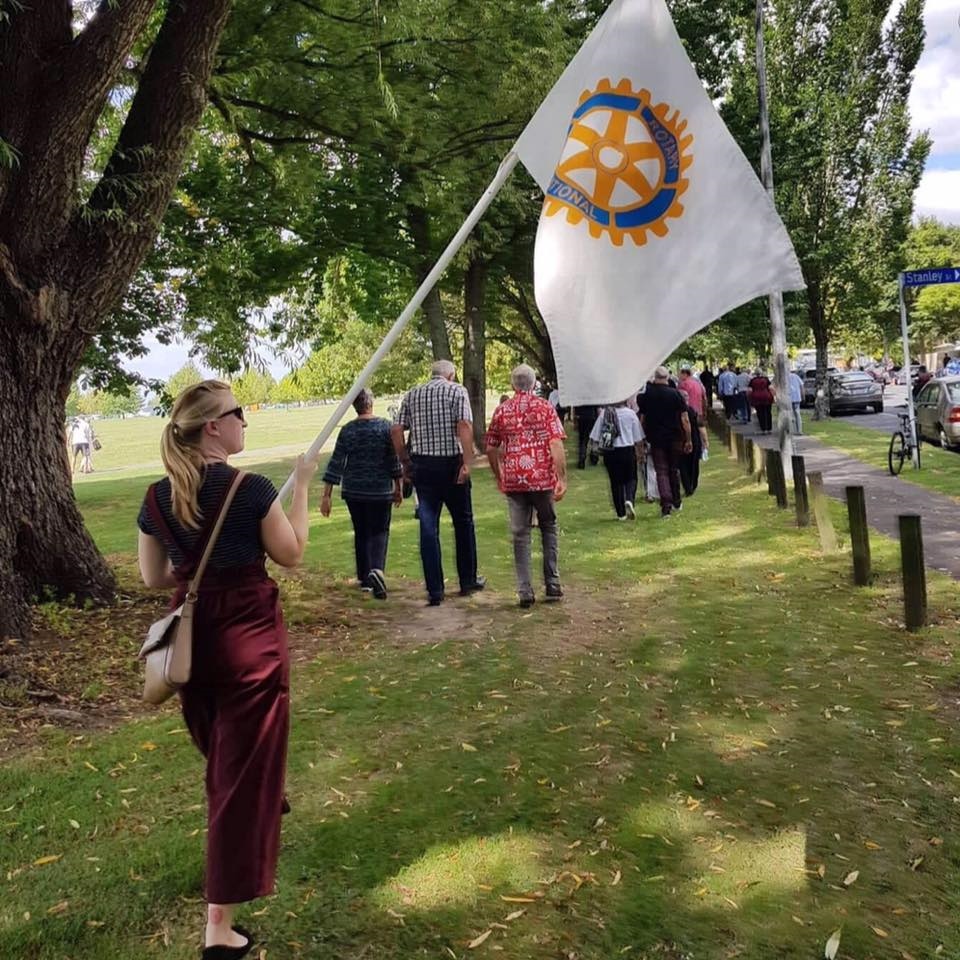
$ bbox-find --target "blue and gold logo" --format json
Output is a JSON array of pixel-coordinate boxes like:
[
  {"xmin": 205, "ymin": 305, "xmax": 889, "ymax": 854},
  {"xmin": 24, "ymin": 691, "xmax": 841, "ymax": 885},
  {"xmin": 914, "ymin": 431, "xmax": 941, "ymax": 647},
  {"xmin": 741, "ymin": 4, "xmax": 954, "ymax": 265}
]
[{"xmin": 544, "ymin": 78, "xmax": 693, "ymax": 246}]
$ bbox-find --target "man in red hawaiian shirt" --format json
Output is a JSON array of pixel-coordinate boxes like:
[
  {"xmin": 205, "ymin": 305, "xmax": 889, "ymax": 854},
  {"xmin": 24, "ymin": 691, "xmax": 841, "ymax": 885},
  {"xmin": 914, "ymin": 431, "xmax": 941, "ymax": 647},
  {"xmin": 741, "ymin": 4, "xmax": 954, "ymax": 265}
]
[{"xmin": 486, "ymin": 364, "xmax": 567, "ymax": 608}]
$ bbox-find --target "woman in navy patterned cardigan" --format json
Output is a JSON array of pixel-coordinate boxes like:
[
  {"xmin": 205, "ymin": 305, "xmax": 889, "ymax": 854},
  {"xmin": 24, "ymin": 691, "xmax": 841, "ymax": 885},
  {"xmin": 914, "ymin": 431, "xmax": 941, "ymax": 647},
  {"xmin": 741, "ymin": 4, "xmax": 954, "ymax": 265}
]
[{"xmin": 320, "ymin": 388, "xmax": 403, "ymax": 598}]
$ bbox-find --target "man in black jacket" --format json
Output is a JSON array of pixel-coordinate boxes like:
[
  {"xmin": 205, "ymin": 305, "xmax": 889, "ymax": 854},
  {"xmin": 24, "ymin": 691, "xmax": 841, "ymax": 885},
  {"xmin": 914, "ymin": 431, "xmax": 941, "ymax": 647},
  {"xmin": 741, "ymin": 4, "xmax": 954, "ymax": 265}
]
[{"xmin": 637, "ymin": 367, "xmax": 693, "ymax": 518}]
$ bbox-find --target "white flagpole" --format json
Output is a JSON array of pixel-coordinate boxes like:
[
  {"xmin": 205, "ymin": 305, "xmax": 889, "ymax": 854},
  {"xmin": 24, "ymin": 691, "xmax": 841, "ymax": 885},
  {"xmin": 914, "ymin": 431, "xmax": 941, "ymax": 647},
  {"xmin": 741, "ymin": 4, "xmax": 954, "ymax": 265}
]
[{"xmin": 278, "ymin": 151, "xmax": 520, "ymax": 501}]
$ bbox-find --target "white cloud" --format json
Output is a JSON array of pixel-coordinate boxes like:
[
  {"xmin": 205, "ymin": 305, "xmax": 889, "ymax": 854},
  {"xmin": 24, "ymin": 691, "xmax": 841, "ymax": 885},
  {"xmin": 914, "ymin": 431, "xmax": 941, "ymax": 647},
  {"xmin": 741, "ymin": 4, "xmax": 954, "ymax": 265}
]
[
  {"xmin": 915, "ymin": 169, "xmax": 960, "ymax": 223},
  {"xmin": 125, "ymin": 335, "xmax": 293, "ymax": 384},
  {"xmin": 910, "ymin": 4, "xmax": 960, "ymax": 156}
]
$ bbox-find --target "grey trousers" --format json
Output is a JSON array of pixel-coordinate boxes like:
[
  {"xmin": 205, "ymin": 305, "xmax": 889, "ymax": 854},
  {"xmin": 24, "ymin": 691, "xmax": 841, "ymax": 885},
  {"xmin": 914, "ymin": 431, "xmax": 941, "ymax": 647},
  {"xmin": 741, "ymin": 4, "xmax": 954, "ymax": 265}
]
[{"xmin": 506, "ymin": 491, "xmax": 560, "ymax": 599}]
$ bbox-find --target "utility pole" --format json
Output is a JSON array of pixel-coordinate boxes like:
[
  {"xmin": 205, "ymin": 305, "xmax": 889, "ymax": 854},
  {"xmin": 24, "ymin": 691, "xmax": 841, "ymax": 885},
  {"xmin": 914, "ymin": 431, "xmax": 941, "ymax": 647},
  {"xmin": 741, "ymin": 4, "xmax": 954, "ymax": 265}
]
[{"xmin": 755, "ymin": 0, "xmax": 793, "ymax": 465}]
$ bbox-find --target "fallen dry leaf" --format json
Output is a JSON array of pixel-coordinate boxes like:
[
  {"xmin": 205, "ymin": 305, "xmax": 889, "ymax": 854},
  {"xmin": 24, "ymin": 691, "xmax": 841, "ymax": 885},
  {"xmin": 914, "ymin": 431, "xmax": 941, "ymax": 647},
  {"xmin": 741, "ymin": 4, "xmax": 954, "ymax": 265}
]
[
  {"xmin": 842, "ymin": 870, "xmax": 859, "ymax": 887},
  {"xmin": 824, "ymin": 928, "xmax": 842, "ymax": 959},
  {"xmin": 460, "ymin": 742, "xmax": 477, "ymax": 752},
  {"xmin": 467, "ymin": 929, "xmax": 492, "ymax": 949},
  {"xmin": 871, "ymin": 926, "xmax": 889, "ymax": 939},
  {"xmin": 33, "ymin": 855, "xmax": 62, "ymax": 867}
]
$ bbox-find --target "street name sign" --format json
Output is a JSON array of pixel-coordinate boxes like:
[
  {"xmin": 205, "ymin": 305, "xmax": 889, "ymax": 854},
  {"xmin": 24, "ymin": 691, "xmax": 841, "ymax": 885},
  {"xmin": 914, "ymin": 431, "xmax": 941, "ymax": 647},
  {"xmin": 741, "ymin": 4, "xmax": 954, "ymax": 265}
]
[{"xmin": 901, "ymin": 267, "xmax": 960, "ymax": 288}]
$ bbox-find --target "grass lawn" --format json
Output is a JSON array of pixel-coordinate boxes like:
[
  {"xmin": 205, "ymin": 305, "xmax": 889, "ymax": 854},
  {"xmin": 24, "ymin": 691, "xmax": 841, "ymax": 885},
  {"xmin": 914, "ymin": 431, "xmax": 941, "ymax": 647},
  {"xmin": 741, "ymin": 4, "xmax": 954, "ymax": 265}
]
[
  {"xmin": 805, "ymin": 417, "xmax": 960, "ymax": 501},
  {"xmin": 3, "ymin": 414, "xmax": 960, "ymax": 960}
]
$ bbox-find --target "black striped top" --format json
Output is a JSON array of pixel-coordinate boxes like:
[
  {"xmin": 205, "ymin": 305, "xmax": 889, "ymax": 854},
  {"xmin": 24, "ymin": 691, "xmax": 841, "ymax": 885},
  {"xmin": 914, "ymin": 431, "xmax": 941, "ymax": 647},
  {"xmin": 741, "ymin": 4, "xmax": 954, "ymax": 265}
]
[{"xmin": 137, "ymin": 463, "xmax": 277, "ymax": 570}]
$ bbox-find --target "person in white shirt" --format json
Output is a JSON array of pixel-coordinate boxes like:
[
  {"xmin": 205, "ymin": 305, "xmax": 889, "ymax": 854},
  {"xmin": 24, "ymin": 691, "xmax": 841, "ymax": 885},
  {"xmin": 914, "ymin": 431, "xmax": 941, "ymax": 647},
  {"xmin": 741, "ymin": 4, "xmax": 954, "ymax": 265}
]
[
  {"xmin": 788, "ymin": 370, "xmax": 804, "ymax": 434},
  {"xmin": 590, "ymin": 402, "xmax": 645, "ymax": 520},
  {"xmin": 69, "ymin": 417, "xmax": 94, "ymax": 474}
]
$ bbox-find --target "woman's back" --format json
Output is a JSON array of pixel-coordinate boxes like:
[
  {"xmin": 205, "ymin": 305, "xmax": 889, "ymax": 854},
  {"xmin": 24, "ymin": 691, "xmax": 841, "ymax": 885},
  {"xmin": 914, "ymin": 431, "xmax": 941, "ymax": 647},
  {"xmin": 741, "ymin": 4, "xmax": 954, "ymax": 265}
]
[
  {"xmin": 323, "ymin": 417, "xmax": 400, "ymax": 499},
  {"xmin": 138, "ymin": 462, "xmax": 277, "ymax": 570}
]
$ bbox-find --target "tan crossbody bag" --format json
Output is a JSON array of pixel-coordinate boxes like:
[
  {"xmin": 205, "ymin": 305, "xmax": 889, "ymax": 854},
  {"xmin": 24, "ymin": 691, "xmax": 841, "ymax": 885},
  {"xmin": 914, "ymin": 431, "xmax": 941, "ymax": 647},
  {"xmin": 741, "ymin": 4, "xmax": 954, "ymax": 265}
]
[{"xmin": 139, "ymin": 471, "xmax": 245, "ymax": 704}]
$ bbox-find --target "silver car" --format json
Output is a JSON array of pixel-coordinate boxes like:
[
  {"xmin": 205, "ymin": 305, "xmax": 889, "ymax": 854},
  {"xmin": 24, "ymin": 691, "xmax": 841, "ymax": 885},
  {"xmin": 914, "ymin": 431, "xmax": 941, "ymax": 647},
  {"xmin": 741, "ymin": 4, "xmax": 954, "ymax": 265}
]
[
  {"xmin": 827, "ymin": 371, "xmax": 884, "ymax": 414},
  {"xmin": 914, "ymin": 377, "xmax": 960, "ymax": 450}
]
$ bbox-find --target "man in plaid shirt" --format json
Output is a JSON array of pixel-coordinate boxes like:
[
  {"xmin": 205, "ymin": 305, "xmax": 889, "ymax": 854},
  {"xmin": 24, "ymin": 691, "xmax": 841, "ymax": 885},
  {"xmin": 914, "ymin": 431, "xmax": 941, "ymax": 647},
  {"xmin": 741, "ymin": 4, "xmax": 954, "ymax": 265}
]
[{"xmin": 391, "ymin": 360, "xmax": 485, "ymax": 605}]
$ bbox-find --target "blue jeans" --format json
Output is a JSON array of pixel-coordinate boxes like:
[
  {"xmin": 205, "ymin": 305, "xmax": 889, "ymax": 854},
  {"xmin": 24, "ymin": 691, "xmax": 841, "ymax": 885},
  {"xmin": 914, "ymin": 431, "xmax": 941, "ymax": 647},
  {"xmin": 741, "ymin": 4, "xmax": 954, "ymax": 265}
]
[{"xmin": 412, "ymin": 455, "xmax": 479, "ymax": 599}]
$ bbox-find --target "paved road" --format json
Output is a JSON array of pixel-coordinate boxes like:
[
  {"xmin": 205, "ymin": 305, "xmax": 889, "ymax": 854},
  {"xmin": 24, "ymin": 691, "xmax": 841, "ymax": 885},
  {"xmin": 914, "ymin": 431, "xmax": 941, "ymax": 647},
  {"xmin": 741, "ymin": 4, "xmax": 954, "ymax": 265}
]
[{"xmin": 729, "ymin": 418, "xmax": 960, "ymax": 580}]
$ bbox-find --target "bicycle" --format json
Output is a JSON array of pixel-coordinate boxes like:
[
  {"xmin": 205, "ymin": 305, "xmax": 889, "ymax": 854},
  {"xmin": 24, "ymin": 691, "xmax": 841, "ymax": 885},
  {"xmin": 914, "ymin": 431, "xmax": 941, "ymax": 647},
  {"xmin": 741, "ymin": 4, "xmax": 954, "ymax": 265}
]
[{"xmin": 888, "ymin": 411, "xmax": 921, "ymax": 475}]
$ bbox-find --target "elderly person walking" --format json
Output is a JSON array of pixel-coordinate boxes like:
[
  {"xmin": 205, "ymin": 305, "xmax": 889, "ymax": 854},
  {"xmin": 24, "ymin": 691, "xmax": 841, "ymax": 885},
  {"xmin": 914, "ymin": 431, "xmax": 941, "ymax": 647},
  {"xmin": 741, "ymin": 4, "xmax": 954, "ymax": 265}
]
[
  {"xmin": 637, "ymin": 366, "xmax": 693, "ymax": 518},
  {"xmin": 748, "ymin": 369, "xmax": 775, "ymax": 434},
  {"xmin": 320, "ymin": 388, "xmax": 402, "ymax": 599},
  {"xmin": 486, "ymin": 364, "xmax": 567, "ymax": 608},
  {"xmin": 137, "ymin": 380, "xmax": 316, "ymax": 957},
  {"xmin": 391, "ymin": 360, "xmax": 484, "ymax": 606}
]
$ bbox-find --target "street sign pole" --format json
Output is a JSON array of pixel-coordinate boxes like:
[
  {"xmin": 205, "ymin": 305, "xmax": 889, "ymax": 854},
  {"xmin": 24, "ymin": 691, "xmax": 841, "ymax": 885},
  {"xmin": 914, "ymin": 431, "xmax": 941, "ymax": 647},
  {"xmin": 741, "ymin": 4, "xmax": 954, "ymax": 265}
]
[
  {"xmin": 898, "ymin": 274, "xmax": 919, "ymax": 468},
  {"xmin": 897, "ymin": 266, "xmax": 960, "ymax": 471}
]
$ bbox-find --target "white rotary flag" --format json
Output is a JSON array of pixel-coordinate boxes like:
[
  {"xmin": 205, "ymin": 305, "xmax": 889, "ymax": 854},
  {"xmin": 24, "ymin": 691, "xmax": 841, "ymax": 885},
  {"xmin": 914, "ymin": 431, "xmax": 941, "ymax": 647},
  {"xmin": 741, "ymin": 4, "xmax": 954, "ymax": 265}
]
[{"xmin": 513, "ymin": 0, "xmax": 805, "ymax": 406}]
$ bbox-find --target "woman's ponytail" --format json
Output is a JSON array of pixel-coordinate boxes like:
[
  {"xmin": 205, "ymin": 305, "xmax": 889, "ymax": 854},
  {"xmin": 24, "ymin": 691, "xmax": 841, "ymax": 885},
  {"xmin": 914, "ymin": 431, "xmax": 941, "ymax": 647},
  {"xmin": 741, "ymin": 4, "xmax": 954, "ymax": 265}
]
[{"xmin": 160, "ymin": 380, "xmax": 232, "ymax": 528}]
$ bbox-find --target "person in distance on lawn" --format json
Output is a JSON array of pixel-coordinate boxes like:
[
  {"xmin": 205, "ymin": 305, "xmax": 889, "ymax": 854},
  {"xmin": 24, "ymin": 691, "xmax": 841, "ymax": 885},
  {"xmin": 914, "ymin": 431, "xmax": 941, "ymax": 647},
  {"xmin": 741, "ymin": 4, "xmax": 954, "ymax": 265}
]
[
  {"xmin": 320, "ymin": 388, "xmax": 402, "ymax": 599},
  {"xmin": 486, "ymin": 364, "xmax": 567, "ymax": 608},
  {"xmin": 137, "ymin": 380, "xmax": 316, "ymax": 959},
  {"xmin": 391, "ymin": 359, "xmax": 485, "ymax": 606}
]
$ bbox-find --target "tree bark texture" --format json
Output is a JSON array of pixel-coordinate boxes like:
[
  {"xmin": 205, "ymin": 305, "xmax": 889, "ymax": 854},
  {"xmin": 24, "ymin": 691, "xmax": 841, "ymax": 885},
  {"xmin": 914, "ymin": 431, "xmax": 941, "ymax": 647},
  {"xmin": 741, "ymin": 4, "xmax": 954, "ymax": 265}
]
[
  {"xmin": 807, "ymin": 278, "xmax": 831, "ymax": 421},
  {"xmin": 406, "ymin": 204, "xmax": 452, "ymax": 361},
  {"xmin": 0, "ymin": 0, "xmax": 235, "ymax": 638},
  {"xmin": 463, "ymin": 256, "xmax": 488, "ymax": 448}
]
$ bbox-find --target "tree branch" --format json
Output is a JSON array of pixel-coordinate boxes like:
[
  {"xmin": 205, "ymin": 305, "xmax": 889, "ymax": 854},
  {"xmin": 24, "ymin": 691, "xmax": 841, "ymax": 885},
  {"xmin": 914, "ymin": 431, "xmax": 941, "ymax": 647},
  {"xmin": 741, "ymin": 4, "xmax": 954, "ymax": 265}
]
[
  {"xmin": 69, "ymin": 0, "xmax": 235, "ymax": 323},
  {"xmin": 0, "ymin": 0, "xmax": 157, "ymax": 260}
]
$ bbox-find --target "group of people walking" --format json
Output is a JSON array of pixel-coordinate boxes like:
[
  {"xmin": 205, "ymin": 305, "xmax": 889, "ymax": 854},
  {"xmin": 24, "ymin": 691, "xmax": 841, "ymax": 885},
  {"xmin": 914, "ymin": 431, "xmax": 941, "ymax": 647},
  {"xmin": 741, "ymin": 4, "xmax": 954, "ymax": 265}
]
[
  {"xmin": 134, "ymin": 358, "xmax": 724, "ymax": 956},
  {"xmin": 716, "ymin": 363, "xmax": 777, "ymax": 433}
]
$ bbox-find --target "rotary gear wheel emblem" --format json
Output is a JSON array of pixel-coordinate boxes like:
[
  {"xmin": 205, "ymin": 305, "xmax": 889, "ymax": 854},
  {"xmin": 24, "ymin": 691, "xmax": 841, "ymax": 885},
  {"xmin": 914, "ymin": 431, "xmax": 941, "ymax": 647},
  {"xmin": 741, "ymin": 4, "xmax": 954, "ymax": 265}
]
[{"xmin": 543, "ymin": 78, "xmax": 693, "ymax": 246}]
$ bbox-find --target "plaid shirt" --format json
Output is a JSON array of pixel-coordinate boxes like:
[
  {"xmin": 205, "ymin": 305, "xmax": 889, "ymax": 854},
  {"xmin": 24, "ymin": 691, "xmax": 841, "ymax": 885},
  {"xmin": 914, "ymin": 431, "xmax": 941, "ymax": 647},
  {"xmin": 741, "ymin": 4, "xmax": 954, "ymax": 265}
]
[{"xmin": 397, "ymin": 376, "xmax": 473, "ymax": 456}]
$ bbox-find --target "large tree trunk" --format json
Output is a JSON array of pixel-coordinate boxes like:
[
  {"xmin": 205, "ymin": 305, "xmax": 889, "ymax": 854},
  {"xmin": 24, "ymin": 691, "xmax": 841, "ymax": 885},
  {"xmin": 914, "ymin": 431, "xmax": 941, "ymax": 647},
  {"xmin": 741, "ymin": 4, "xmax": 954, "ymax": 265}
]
[
  {"xmin": 463, "ymin": 256, "xmax": 488, "ymax": 448},
  {"xmin": 0, "ymin": 312, "xmax": 115, "ymax": 638},
  {"xmin": 0, "ymin": 0, "xmax": 235, "ymax": 639}
]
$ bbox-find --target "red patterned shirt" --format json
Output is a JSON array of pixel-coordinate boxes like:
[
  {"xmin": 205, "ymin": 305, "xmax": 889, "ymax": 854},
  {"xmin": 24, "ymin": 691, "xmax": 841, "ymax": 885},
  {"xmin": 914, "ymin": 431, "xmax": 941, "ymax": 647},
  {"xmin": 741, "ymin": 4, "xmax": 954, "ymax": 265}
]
[{"xmin": 485, "ymin": 391, "xmax": 566, "ymax": 492}]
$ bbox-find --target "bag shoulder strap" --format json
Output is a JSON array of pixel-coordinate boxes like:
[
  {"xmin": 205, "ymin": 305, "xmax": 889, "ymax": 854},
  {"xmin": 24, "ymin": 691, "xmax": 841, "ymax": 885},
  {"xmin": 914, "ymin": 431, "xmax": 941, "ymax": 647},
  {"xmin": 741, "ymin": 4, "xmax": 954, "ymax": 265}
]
[
  {"xmin": 184, "ymin": 470, "xmax": 245, "ymax": 599},
  {"xmin": 145, "ymin": 483, "xmax": 188, "ymax": 558}
]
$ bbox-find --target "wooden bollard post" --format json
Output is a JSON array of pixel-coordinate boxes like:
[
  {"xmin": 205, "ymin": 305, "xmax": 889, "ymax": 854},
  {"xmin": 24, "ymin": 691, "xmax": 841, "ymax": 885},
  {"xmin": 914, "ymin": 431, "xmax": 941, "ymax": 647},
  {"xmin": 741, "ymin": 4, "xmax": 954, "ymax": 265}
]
[
  {"xmin": 808, "ymin": 471, "xmax": 838, "ymax": 553},
  {"xmin": 744, "ymin": 438, "xmax": 755, "ymax": 475},
  {"xmin": 727, "ymin": 425, "xmax": 736, "ymax": 456},
  {"xmin": 734, "ymin": 432, "xmax": 744, "ymax": 465},
  {"xmin": 752, "ymin": 441, "xmax": 765, "ymax": 483},
  {"xmin": 846, "ymin": 486, "xmax": 871, "ymax": 585},
  {"xmin": 765, "ymin": 448, "xmax": 776, "ymax": 495},
  {"xmin": 898, "ymin": 514, "xmax": 927, "ymax": 630},
  {"xmin": 765, "ymin": 449, "xmax": 788, "ymax": 507},
  {"xmin": 791, "ymin": 455, "xmax": 810, "ymax": 527}
]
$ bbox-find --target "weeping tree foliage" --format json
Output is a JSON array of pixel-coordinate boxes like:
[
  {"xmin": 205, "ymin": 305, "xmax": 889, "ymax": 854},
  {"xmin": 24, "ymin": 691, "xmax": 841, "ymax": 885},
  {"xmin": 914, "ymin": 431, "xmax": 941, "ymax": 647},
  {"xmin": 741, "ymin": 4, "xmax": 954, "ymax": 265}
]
[{"xmin": 722, "ymin": 0, "xmax": 929, "ymax": 415}]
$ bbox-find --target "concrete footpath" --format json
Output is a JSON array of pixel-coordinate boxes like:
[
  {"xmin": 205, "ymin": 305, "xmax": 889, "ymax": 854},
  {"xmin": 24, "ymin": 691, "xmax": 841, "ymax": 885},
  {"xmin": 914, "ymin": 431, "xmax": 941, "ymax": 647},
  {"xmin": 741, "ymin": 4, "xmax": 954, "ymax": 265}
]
[{"xmin": 726, "ymin": 419, "xmax": 960, "ymax": 580}]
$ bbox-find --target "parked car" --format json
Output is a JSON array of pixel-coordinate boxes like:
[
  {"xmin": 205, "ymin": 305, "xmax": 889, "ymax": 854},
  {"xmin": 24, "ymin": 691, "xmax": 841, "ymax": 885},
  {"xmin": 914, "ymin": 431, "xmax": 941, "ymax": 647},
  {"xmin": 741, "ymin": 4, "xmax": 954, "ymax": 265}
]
[
  {"xmin": 914, "ymin": 377, "xmax": 960, "ymax": 450},
  {"xmin": 827, "ymin": 371, "xmax": 884, "ymax": 414},
  {"xmin": 798, "ymin": 367, "xmax": 839, "ymax": 407},
  {"xmin": 893, "ymin": 364, "xmax": 921, "ymax": 386}
]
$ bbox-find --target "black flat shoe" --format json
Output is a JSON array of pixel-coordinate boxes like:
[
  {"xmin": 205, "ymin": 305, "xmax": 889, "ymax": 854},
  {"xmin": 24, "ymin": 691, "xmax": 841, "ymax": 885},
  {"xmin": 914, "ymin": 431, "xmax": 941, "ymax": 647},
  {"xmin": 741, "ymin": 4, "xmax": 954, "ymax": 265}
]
[
  {"xmin": 281, "ymin": 795, "xmax": 291, "ymax": 815},
  {"xmin": 202, "ymin": 926, "xmax": 253, "ymax": 959}
]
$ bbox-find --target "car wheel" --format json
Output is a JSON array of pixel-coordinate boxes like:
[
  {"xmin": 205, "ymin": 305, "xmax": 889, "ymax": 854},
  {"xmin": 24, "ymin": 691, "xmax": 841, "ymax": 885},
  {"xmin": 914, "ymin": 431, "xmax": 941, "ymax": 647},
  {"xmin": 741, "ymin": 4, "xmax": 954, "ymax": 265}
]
[
  {"xmin": 873, "ymin": 402, "xmax": 883, "ymax": 414},
  {"xmin": 938, "ymin": 426, "xmax": 956, "ymax": 451}
]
